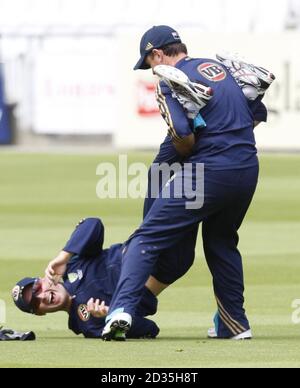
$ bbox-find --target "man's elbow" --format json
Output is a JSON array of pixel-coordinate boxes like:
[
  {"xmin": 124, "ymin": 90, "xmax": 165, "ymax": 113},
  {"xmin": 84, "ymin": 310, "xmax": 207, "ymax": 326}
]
[{"xmin": 172, "ymin": 134, "xmax": 195, "ymax": 157}]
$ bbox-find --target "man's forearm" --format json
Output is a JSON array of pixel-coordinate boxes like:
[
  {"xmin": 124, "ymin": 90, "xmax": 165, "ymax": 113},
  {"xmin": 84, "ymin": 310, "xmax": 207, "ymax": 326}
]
[
  {"xmin": 58, "ymin": 250, "xmax": 73, "ymax": 263},
  {"xmin": 45, "ymin": 250, "xmax": 73, "ymax": 285}
]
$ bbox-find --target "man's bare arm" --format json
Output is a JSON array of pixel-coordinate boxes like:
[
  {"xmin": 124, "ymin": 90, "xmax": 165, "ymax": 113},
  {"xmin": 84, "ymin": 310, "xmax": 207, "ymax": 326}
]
[{"xmin": 45, "ymin": 250, "xmax": 73, "ymax": 285}]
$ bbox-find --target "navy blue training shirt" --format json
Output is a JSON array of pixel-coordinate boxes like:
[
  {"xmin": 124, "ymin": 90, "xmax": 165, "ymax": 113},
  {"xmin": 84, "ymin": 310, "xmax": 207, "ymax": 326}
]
[
  {"xmin": 62, "ymin": 218, "xmax": 159, "ymax": 339},
  {"xmin": 156, "ymin": 57, "xmax": 267, "ymax": 170}
]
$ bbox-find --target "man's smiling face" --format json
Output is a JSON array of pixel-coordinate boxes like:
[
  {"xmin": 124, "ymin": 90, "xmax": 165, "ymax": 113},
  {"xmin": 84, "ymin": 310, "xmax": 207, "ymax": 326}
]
[{"xmin": 24, "ymin": 278, "xmax": 71, "ymax": 315}]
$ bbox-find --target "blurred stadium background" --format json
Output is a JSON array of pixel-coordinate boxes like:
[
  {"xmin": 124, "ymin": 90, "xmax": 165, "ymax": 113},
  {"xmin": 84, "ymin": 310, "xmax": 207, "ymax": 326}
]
[
  {"xmin": 1, "ymin": 0, "xmax": 300, "ymax": 368},
  {"xmin": 0, "ymin": 0, "xmax": 300, "ymax": 150}
]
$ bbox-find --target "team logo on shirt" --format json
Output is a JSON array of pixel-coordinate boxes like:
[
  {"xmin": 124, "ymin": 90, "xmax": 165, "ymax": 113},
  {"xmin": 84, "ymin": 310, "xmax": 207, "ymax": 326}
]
[
  {"xmin": 198, "ymin": 63, "xmax": 227, "ymax": 82},
  {"xmin": 68, "ymin": 270, "xmax": 83, "ymax": 284},
  {"xmin": 78, "ymin": 304, "xmax": 90, "ymax": 322}
]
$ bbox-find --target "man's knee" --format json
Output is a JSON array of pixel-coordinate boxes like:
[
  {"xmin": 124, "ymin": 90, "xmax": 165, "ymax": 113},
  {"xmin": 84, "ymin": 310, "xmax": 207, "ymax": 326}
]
[{"xmin": 203, "ymin": 220, "xmax": 238, "ymax": 246}]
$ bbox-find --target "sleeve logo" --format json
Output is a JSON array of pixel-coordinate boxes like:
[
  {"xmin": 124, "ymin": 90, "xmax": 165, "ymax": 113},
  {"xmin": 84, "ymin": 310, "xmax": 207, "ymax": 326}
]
[
  {"xmin": 198, "ymin": 63, "xmax": 227, "ymax": 82},
  {"xmin": 78, "ymin": 304, "xmax": 90, "ymax": 322}
]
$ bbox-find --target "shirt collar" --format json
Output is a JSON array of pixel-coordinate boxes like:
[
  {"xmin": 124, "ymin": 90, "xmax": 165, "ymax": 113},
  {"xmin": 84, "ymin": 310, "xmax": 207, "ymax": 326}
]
[{"xmin": 175, "ymin": 56, "xmax": 192, "ymax": 69}]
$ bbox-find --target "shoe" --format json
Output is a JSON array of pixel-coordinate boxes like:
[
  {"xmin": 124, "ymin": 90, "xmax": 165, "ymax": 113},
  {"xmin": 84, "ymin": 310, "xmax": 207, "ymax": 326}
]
[
  {"xmin": 102, "ymin": 313, "xmax": 132, "ymax": 341},
  {"xmin": 207, "ymin": 327, "xmax": 218, "ymax": 339},
  {"xmin": 208, "ymin": 327, "xmax": 253, "ymax": 340},
  {"xmin": 114, "ymin": 329, "xmax": 126, "ymax": 342},
  {"xmin": 154, "ymin": 64, "xmax": 214, "ymax": 113},
  {"xmin": 232, "ymin": 330, "xmax": 253, "ymax": 341},
  {"xmin": 216, "ymin": 52, "xmax": 276, "ymax": 100}
]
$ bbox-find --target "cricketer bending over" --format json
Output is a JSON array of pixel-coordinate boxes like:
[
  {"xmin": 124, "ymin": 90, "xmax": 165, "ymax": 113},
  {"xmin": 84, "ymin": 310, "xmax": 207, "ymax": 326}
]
[{"xmin": 102, "ymin": 25, "xmax": 274, "ymax": 341}]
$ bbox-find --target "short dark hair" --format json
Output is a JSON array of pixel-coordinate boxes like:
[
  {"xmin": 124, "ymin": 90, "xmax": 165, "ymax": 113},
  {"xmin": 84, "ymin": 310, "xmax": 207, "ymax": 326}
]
[{"xmin": 160, "ymin": 43, "xmax": 188, "ymax": 57}]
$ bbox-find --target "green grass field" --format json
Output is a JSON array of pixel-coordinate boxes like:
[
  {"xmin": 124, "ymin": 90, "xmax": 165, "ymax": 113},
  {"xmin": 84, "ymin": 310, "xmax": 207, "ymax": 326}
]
[{"xmin": 0, "ymin": 151, "xmax": 300, "ymax": 368}]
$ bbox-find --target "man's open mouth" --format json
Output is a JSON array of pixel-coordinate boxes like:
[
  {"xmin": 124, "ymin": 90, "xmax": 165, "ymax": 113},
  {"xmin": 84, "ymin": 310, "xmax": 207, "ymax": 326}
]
[{"xmin": 49, "ymin": 292, "xmax": 55, "ymax": 305}]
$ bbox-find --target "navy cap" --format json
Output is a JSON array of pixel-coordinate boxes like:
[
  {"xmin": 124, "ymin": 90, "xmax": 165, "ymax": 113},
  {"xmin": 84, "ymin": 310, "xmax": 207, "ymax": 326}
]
[
  {"xmin": 134, "ymin": 25, "xmax": 182, "ymax": 70},
  {"xmin": 12, "ymin": 278, "xmax": 39, "ymax": 314}
]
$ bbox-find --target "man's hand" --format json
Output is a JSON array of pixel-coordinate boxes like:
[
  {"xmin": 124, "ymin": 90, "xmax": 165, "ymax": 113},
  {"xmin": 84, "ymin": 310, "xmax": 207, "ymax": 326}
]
[
  {"xmin": 45, "ymin": 251, "xmax": 72, "ymax": 286},
  {"xmin": 87, "ymin": 298, "xmax": 109, "ymax": 319},
  {"xmin": 254, "ymin": 121, "xmax": 261, "ymax": 128},
  {"xmin": 173, "ymin": 133, "xmax": 195, "ymax": 157}
]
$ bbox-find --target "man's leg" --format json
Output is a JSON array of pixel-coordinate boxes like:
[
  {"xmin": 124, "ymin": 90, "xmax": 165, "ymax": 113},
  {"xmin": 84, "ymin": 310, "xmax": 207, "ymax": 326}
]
[
  {"xmin": 103, "ymin": 167, "xmax": 219, "ymax": 339},
  {"xmin": 143, "ymin": 138, "xmax": 182, "ymax": 219},
  {"xmin": 151, "ymin": 226, "xmax": 199, "ymax": 285},
  {"xmin": 103, "ymin": 167, "xmax": 231, "ymax": 339},
  {"xmin": 103, "ymin": 167, "xmax": 258, "ymax": 339},
  {"xmin": 144, "ymin": 226, "xmax": 199, "ymax": 297},
  {"xmin": 144, "ymin": 141, "xmax": 197, "ymax": 286},
  {"xmin": 203, "ymin": 167, "xmax": 259, "ymax": 338},
  {"xmin": 127, "ymin": 317, "xmax": 160, "ymax": 340},
  {"xmin": 107, "ymin": 198, "xmax": 204, "ymax": 319}
]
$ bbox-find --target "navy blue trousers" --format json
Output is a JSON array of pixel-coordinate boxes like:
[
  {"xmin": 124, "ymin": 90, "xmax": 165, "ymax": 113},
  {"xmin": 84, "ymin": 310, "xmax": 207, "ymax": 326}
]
[
  {"xmin": 145, "ymin": 162, "xmax": 198, "ymax": 285},
  {"xmin": 108, "ymin": 165, "xmax": 259, "ymax": 338}
]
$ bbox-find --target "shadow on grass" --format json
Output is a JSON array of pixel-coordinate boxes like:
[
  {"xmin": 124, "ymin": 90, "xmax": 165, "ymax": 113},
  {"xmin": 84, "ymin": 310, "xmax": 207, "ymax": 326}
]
[{"xmin": 30, "ymin": 333, "xmax": 300, "ymax": 342}]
